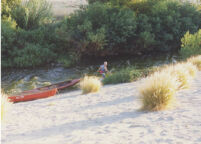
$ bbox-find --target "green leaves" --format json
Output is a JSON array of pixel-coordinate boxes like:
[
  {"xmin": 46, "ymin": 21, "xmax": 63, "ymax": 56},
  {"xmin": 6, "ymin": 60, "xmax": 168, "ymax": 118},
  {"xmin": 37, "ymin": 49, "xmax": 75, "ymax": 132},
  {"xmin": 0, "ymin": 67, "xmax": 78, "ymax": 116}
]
[
  {"xmin": 180, "ymin": 29, "xmax": 201, "ymax": 58},
  {"xmin": 11, "ymin": 0, "xmax": 52, "ymax": 30}
]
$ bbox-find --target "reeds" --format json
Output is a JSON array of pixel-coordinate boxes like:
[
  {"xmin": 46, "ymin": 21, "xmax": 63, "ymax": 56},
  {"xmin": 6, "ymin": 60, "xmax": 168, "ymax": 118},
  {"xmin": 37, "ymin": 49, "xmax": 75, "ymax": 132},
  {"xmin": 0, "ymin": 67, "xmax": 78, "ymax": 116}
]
[
  {"xmin": 187, "ymin": 55, "xmax": 201, "ymax": 70},
  {"xmin": 80, "ymin": 76, "xmax": 102, "ymax": 94},
  {"xmin": 139, "ymin": 60, "xmax": 199, "ymax": 111},
  {"xmin": 1, "ymin": 92, "xmax": 12, "ymax": 122},
  {"xmin": 139, "ymin": 72, "xmax": 179, "ymax": 111}
]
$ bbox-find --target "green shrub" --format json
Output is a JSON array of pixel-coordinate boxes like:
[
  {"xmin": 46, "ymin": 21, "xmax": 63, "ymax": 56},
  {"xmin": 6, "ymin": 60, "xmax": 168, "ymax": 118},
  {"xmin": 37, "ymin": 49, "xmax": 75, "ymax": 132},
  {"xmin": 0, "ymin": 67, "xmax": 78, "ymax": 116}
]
[
  {"xmin": 180, "ymin": 29, "xmax": 201, "ymax": 58},
  {"xmin": 12, "ymin": 43, "xmax": 56, "ymax": 67},
  {"xmin": 11, "ymin": 0, "xmax": 52, "ymax": 30},
  {"xmin": 133, "ymin": 0, "xmax": 201, "ymax": 52},
  {"xmin": 59, "ymin": 2, "xmax": 137, "ymax": 57},
  {"xmin": 103, "ymin": 67, "xmax": 141, "ymax": 84},
  {"xmin": 59, "ymin": 0, "xmax": 201, "ymax": 58},
  {"xmin": 1, "ymin": 23, "xmax": 61, "ymax": 68},
  {"xmin": 1, "ymin": 0, "xmax": 21, "ymax": 18},
  {"xmin": 1, "ymin": 18, "xmax": 18, "ymax": 67}
]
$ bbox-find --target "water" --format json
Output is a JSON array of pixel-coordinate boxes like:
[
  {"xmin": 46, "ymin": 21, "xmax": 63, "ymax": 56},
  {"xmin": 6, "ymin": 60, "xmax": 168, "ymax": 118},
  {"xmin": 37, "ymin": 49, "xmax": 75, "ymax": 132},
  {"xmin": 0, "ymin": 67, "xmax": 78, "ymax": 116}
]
[{"xmin": 1, "ymin": 54, "xmax": 177, "ymax": 95}]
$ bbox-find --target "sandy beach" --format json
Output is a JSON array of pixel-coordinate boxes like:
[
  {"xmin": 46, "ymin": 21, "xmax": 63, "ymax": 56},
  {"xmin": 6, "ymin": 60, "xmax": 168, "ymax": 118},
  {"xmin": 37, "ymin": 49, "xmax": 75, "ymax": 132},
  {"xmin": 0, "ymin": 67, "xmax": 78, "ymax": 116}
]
[
  {"xmin": 48, "ymin": 0, "xmax": 87, "ymax": 17},
  {"xmin": 2, "ymin": 71, "xmax": 201, "ymax": 144}
]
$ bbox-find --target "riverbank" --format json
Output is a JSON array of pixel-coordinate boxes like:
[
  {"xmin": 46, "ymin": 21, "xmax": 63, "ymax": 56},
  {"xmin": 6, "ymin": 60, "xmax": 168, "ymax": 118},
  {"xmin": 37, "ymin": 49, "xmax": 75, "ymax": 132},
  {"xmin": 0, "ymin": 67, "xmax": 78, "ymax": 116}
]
[{"xmin": 2, "ymin": 71, "xmax": 201, "ymax": 144}]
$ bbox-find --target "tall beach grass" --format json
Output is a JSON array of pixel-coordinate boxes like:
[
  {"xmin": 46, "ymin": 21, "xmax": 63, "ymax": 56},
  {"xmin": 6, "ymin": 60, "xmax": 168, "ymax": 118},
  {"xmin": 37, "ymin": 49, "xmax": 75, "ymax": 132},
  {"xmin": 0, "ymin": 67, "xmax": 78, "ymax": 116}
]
[
  {"xmin": 80, "ymin": 76, "xmax": 102, "ymax": 94},
  {"xmin": 1, "ymin": 92, "xmax": 12, "ymax": 122},
  {"xmin": 187, "ymin": 55, "xmax": 201, "ymax": 70},
  {"xmin": 164, "ymin": 64, "xmax": 193, "ymax": 89},
  {"xmin": 139, "ymin": 72, "xmax": 179, "ymax": 111},
  {"xmin": 176, "ymin": 63, "xmax": 197, "ymax": 78}
]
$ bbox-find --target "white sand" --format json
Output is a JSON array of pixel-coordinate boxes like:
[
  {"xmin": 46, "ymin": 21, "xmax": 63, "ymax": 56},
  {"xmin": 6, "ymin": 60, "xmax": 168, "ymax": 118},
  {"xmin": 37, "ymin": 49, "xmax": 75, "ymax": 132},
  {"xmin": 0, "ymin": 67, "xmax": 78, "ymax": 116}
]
[
  {"xmin": 48, "ymin": 0, "xmax": 87, "ymax": 17},
  {"xmin": 2, "ymin": 72, "xmax": 201, "ymax": 144}
]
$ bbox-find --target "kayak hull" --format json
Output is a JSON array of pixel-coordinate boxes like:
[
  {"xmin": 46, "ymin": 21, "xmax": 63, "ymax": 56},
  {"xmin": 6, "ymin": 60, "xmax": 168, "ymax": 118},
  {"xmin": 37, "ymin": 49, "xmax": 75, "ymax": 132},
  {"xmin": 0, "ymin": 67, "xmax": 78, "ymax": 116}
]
[
  {"xmin": 8, "ymin": 88, "xmax": 57, "ymax": 103},
  {"xmin": 8, "ymin": 79, "xmax": 80, "ymax": 103},
  {"xmin": 36, "ymin": 79, "xmax": 81, "ymax": 91}
]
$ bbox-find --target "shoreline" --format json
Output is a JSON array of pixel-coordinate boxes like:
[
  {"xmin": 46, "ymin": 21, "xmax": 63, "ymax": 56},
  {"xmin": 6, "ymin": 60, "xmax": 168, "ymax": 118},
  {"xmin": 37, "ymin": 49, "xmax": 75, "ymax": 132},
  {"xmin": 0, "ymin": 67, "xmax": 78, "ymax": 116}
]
[{"xmin": 2, "ymin": 72, "xmax": 201, "ymax": 144}]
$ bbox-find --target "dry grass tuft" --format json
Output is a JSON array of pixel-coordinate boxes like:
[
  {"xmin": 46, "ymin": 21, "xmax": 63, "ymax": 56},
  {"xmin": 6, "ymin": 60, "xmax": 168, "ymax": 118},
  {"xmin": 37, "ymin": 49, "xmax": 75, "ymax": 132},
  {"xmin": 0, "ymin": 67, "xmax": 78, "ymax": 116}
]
[
  {"xmin": 80, "ymin": 76, "xmax": 102, "ymax": 94},
  {"xmin": 176, "ymin": 62, "xmax": 197, "ymax": 78},
  {"xmin": 164, "ymin": 64, "xmax": 192, "ymax": 89},
  {"xmin": 139, "ymin": 72, "xmax": 179, "ymax": 111},
  {"xmin": 1, "ymin": 92, "xmax": 13, "ymax": 122},
  {"xmin": 187, "ymin": 55, "xmax": 201, "ymax": 70}
]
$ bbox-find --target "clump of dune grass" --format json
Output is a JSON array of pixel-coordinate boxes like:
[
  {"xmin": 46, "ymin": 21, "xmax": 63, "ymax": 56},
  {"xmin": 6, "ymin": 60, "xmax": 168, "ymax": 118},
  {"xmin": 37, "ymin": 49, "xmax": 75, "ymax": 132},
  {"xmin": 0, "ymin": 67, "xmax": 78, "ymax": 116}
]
[
  {"xmin": 139, "ymin": 72, "xmax": 179, "ymax": 111},
  {"xmin": 164, "ymin": 64, "xmax": 192, "ymax": 89},
  {"xmin": 1, "ymin": 92, "xmax": 13, "ymax": 122},
  {"xmin": 187, "ymin": 55, "xmax": 201, "ymax": 70},
  {"xmin": 176, "ymin": 62, "xmax": 197, "ymax": 78},
  {"xmin": 80, "ymin": 76, "xmax": 102, "ymax": 94}
]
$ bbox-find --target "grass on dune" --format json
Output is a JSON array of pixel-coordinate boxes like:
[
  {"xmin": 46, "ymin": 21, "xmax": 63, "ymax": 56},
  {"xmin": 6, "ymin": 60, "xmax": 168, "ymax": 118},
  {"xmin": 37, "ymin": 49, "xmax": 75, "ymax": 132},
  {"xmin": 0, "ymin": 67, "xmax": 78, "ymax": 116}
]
[
  {"xmin": 187, "ymin": 55, "xmax": 201, "ymax": 70},
  {"xmin": 80, "ymin": 76, "xmax": 102, "ymax": 94},
  {"xmin": 176, "ymin": 62, "xmax": 197, "ymax": 78},
  {"xmin": 139, "ymin": 72, "xmax": 179, "ymax": 111},
  {"xmin": 163, "ymin": 64, "xmax": 192, "ymax": 89},
  {"xmin": 1, "ymin": 92, "xmax": 13, "ymax": 122}
]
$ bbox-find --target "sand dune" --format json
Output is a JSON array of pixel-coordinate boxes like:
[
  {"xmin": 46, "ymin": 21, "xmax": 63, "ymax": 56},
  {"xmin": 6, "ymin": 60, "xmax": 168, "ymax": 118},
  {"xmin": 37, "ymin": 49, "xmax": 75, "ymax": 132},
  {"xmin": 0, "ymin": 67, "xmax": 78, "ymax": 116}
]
[
  {"xmin": 2, "ymin": 72, "xmax": 201, "ymax": 144},
  {"xmin": 48, "ymin": 0, "xmax": 87, "ymax": 17}
]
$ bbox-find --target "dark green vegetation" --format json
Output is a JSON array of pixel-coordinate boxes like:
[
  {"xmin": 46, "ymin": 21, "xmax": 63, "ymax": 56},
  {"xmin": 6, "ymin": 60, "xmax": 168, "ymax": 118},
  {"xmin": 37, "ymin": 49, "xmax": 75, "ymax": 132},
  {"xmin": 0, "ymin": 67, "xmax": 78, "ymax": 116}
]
[
  {"xmin": 2, "ymin": 0, "xmax": 201, "ymax": 68},
  {"xmin": 103, "ymin": 66, "xmax": 157, "ymax": 84},
  {"xmin": 180, "ymin": 29, "xmax": 201, "ymax": 58}
]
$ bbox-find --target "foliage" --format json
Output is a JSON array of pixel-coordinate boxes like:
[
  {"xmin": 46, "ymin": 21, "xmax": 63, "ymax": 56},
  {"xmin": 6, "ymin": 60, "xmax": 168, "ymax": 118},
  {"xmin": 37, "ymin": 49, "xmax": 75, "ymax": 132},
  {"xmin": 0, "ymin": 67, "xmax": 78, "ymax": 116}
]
[
  {"xmin": 1, "ymin": 0, "xmax": 21, "ymax": 18},
  {"xmin": 133, "ymin": 0, "xmax": 201, "ymax": 52},
  {"xmin": 1, "ymin": 18, "xmax": 18, "ymax": 67},
  {"xmin": 80, "ymin": 76, "xmax": 102, "ymax": 94},
  {"xmin": 11, "ymin": 0, "xmax": 52, "ymax": 30},
  {"xmin": 59, "ymin": 2, "xmax": 137, "ymax": 57},
  {"xmin": 180, "ymin": 29, "xmax": 201, "ymax": 58},
  {"xmin": 12, "ymin": 43, "xmax": 56, "ymax": 67},
  {"xmin": 139, "ymin": 71, "xmax": 178, "ymax": 111},
  {"xmin": 103, "ymin": 67, "xmax": 141, "ymax": 84},
  {"xmin": 2, "ymin": 0, "xmax": 201, "ymax": 68},
  {"xmin": 1, "ymin": 24, "xmax": 60, "ymax": 68},
  {"xmin": 59, "ymin": 0, "xmax": 201, "ymax": 58}
]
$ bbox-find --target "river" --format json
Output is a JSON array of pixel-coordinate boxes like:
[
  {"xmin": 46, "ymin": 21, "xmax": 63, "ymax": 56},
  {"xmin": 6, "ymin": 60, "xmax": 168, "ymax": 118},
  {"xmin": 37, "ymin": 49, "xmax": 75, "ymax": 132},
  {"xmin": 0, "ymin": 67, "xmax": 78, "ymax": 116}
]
[{"xmin": 1, "ymin": 54, "xmax": 177, "ymax": 95}]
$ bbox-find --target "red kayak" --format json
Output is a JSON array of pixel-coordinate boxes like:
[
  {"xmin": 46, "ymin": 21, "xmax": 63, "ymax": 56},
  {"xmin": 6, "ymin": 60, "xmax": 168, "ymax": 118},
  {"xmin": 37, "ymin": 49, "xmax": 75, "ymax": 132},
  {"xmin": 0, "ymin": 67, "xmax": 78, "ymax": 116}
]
[
  {"xmin": 8, "ymin": 88, "xmax": 57, "ymax": 103},
  {"xmin": 8, "ymin": 78, "xmax": 80, "ymax": 103},
  {"xmin": 37, "ymin": 79, "xmax": 80, "ymax": 91}
]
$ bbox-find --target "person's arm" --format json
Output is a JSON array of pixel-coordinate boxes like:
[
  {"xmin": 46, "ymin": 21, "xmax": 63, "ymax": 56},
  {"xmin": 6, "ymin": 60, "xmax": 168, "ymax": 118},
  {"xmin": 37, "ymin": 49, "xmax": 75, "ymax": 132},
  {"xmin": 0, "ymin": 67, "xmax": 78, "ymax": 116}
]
[{"xmin": 104, "ymin": 66, "xmax": 108, "ymax": 72}]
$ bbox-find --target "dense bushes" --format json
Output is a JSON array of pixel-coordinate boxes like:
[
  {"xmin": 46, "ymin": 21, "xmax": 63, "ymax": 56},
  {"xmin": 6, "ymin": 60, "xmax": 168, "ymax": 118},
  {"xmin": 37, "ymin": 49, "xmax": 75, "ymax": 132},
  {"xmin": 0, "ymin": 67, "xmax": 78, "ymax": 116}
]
[
  {"xmin": 1, "ymin": 0, "xmax": 21, "ymax": 18},
  {"xmin": 1, "ymin": 0, "xmax": 63, "ymax": 68},
  {"xmin": 103, "ymin": 67, "xmax": 142, "ymax": 84},
  {"xmin": 180, "ymin": 29, "xmax": 201, "ymax": 58},
  {"xmin": 59, "ymin": 0, "xmax": 201, "ymax": 58},
  {"xmin": 1, "ymin": 0, "xmax": 201, "ymax": 68},
  {"xmin": 1, "ymin": 21, "xmax": 59, "ymax": 68},
  {"xmin": 13, "ymin": 43, "xmax": 56, "ymax": 67},
  {"xmin": 11, "ymin": 0, "xmax": 52, "ymax": 30},
  {"xmin": 1, "ymin": 18, "xmax": 18, "ymax": 67},
  {"xmin": 58, "ymin": 2, "xmax": 137, "ymax": 57}
]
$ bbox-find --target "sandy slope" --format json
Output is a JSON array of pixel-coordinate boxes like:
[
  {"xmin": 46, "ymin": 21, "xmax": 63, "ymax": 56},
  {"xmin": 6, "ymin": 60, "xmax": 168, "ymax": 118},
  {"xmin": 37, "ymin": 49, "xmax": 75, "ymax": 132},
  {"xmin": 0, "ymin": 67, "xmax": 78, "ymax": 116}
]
[
  {"xmin": 2, "ymin": 72, "xmax": 201, "ymax": 144},
  {"xmin": 48, "ymin": 0, "xmax": 87, "ymax": 17}
]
